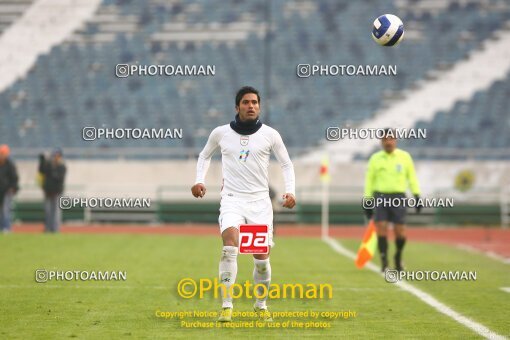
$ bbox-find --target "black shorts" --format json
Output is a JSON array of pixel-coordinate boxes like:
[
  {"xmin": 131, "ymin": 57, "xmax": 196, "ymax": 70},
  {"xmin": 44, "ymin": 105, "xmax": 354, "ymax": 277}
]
[{"xmin": 374, "ymin": 192, "xmax": 407, "ymax": 224}]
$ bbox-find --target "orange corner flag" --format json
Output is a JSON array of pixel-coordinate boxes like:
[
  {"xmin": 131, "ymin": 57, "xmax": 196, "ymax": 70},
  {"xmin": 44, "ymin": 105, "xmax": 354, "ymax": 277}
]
[
  {"xmin": 320, "ymin": 156, "xmax": 330, "ymax": 183},
  {"xmin": 355, "ymin": 220, "xmax": 377, "ymax": 268}
]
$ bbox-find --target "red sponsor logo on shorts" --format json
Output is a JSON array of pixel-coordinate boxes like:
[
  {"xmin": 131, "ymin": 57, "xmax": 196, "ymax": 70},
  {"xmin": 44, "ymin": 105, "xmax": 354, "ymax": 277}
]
[{"xmin": 239, "ymin": 224, "xmax": 269, "ymax": 254}]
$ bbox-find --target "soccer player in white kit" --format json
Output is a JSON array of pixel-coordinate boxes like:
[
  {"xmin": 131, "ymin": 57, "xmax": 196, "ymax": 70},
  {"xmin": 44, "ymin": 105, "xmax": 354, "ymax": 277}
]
[{"xmin": 191, "ymin": 86, "xmax": 296, "ymax": 322}]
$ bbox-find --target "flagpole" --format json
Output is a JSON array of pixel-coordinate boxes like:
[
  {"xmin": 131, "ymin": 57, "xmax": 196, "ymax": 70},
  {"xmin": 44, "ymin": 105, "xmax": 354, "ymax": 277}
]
[
  {"xmin": 321, "ymin": 178, "xmax": 329, "ymax": 240},
  {"xmin": 320, "ymin": 154, "xmax": 330, "ymax": 240}
]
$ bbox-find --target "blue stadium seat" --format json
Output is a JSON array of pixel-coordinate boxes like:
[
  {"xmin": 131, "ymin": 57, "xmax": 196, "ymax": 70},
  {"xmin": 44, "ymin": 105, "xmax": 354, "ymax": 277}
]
[{"xmin": 1, "ymin": 0, "xmax": 510, "ymax": 158}]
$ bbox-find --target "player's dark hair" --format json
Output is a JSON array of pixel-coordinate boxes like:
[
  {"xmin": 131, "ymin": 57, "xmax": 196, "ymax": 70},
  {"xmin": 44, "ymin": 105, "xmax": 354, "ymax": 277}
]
[{"xmin": 235, "ymin": 86, "xmax": 260, "ymax": 107}]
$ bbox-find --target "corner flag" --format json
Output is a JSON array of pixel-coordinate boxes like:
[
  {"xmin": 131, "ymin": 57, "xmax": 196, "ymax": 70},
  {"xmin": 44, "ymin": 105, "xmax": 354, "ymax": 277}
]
[
  {"xmin": 355, "ymin": 219, "xmax": 377, "ymax": 268},
  {"xmin": 320, "ymin": 156, "xmax": 330, "ymax": 183}
]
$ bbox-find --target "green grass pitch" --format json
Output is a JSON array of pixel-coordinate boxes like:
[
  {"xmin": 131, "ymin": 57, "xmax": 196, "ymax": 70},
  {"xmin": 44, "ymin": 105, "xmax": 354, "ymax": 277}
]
[{"xmin": 0, "ymin": 233, "xmax": 508, "ymax": 339}]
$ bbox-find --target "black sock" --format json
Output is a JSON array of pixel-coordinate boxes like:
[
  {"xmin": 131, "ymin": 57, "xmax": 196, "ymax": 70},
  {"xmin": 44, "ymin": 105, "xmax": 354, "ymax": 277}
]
[
  {"xmin": 377, "ymin": 236, "xmax": 388, "ymax": 266},
  {"xmin": 395, "ymin": 237, "xmax": 406, "ymax": 266}
]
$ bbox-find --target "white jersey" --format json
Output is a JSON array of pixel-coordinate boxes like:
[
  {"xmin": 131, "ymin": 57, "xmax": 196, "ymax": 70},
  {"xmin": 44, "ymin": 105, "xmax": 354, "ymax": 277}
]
[{"xmin": 195, "ymin": 124, "xmax": 295, "ymax": 201}]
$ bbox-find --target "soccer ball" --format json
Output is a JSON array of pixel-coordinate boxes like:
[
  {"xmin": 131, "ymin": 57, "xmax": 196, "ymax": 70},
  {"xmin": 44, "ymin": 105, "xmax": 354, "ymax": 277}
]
[{"xmin": 372, "ymin": 14, "xmax": 404, "ymax": 46}]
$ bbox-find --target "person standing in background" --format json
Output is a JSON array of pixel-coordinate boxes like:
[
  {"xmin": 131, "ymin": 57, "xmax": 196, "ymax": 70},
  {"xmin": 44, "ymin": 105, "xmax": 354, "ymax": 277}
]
[
  {"xmin": 364, "ymin": 129, "xmax": 421, "ymax": 272},
  {"xmin": 0, "ymin": 145, "xmax": 19, "ymax": 234},
  {"xmin": 39, "ymin": 148, "xmax": 66, "ymax": 233}
]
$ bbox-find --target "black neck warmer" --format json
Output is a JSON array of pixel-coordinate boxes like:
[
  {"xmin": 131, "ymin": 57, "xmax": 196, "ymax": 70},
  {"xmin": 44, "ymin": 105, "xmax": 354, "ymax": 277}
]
[{"xmin": 230, "ymin": 114, "xmax": 262, "ymax": 135}]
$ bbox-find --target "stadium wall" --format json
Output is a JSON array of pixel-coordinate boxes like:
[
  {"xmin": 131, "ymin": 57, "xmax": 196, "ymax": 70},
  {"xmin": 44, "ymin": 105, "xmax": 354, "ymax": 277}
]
[
  {"xmin": 11, "ymin": 160, "xmax": 507, "ymax": 225},
  {"xmin": 13, "ymin": 160, "xmax": 509, "ymax": 201}
]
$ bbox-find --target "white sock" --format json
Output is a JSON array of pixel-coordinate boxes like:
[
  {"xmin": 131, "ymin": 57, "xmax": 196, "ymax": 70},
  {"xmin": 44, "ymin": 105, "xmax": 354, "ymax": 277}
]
[
  {"xmin": 253, "ymin": 258, "xmax": 271, "ymax": 309},
  {"xmin": 219, "ymin": 246, "xmax": 238, "ymax": 308}
]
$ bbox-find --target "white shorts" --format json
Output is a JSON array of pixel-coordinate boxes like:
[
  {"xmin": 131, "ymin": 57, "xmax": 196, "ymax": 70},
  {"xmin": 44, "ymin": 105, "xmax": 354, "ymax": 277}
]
[{"xmin": 219, "ymin": 197, "xmax": 274, "ymax": 247}]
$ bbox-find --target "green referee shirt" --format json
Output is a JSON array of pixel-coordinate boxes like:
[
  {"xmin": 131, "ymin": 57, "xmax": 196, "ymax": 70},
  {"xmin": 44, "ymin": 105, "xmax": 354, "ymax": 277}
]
[{"xmin": 364, "ymin": 148, "xmax": 420, "ymax": 197}]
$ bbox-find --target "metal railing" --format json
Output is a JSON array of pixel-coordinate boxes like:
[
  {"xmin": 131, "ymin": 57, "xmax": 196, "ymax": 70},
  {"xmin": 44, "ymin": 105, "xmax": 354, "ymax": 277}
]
[
  {"xmin": 10, "ymin": 184, "xmax": 508, "ymax": 226},
  {"xmin": 10, "ymin": 147, "xmax": 317, "ymax": 160}
]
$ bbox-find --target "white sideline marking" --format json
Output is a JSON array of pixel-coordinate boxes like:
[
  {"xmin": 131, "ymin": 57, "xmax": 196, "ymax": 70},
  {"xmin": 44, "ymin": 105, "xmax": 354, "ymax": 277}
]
[
  {"xmin": 323, "ymin": 236, "xmax": 506, "ymax": 340},
  {"xmin": 500, "ymin": 287, "xmax": 510, "ymax": 294},
  {"xmin": 456, "ymin": 244, "xmax": 510, "ymax": 265}
]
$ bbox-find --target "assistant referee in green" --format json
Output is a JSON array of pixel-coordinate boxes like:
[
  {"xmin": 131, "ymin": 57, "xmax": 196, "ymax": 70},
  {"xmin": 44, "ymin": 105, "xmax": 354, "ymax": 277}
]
[{"xmin": 364, "ymin": 128, "xmax": 421, "ymax": 272}]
